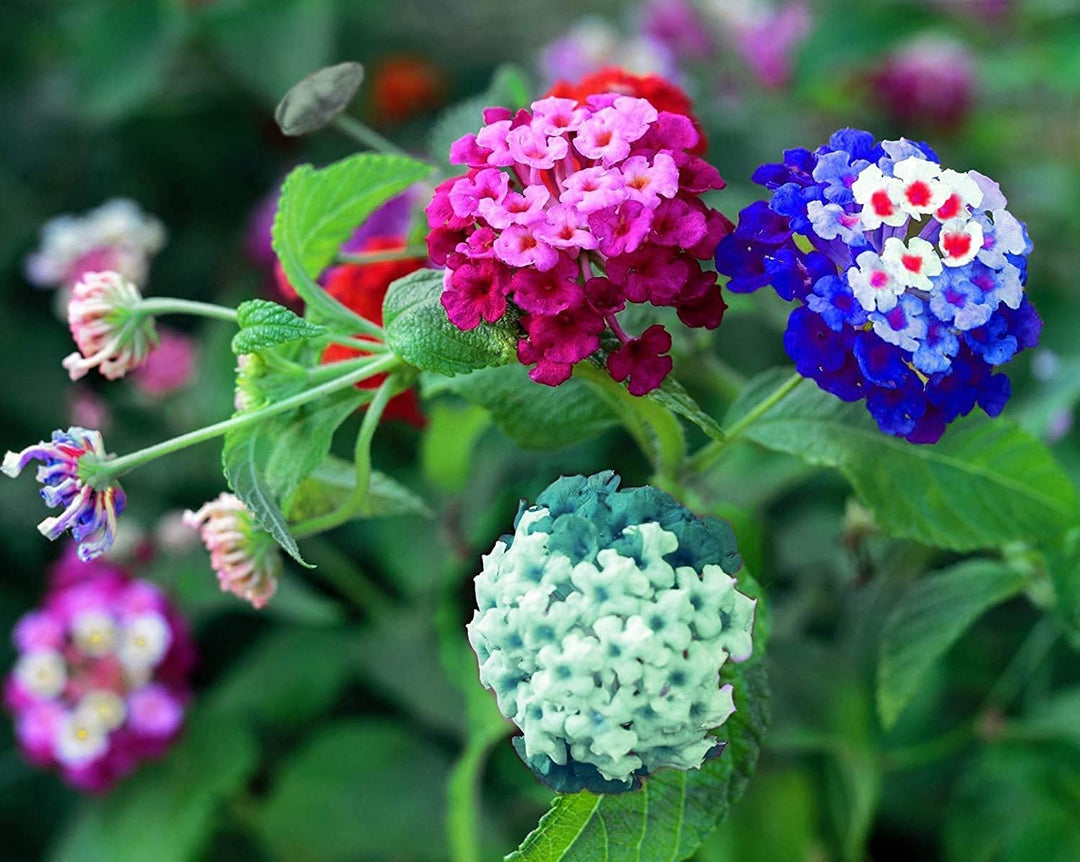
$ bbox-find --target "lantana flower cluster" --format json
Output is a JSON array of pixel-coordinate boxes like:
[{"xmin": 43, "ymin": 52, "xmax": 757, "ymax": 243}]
[
  {"xmin": 5, "ymin": 548, "xmax": 194, "ymax": 792},
  {"xmin": 25, "ymin": 199, "xmax": 166, "ymax": 291},
  {"xmin": 3, "ymin": 427, "xmax": 125, "ymax": 562},
  {"xmin": 428, "ymin": 93, "xmax": 732, "ymax": 395},
  {"xmin": 716, "ymin": 128, "xmax": 1039, "ymax": 443},
  {"xmin": 183, "ymin": 492, "xmax": 281, "ymax": 610},
  {"xmin": 468, "ymin": 472, "xmax": 756, "ymax": 793}
]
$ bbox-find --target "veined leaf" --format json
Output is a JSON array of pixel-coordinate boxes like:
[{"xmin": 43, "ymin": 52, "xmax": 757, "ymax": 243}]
[
  {"xmin": 649, "ymin": 376, "xmax": 725, "ymax": 442},
  {"xmin": 423, "ymin": 363, "xmax": 617, "ymax": 450},
  {"xmin": 507, "ymin": 660, "xmax": 769, "ymax": 862},
  {"xmin": 222, "ymin": 425, "xmax": 310, "ymax": 567},
  {"xmin": 283, "ymin": 454, "xmax": 432, "ymax": 522},
  {"xmin": 383, "ymin": 269, "xmax": 518, "ymax": 376},
  {"xmin": 222, "ymin": 390, "xmax": 367, "ymax": 565},
  {"xmin": 877, "ymin": 559, "xmax": 1030, "ymax": 728},
  {"xmin": 232, "ymin": 299, "xmax": 327, "ymax": 354},
  {"xmin": 273, "ymin": 152, "xmax": 431, "ymax": 326},
  {"xmin": 729, "ymin": 370, "xmax": 1079, "ymax": 551}
]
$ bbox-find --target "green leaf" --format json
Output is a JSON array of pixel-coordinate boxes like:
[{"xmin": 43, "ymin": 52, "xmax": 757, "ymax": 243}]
[
  {"xmin": 283, "ymin": 454, "xmax": 433, "ymax": 522},
  {"xmin": 421, "ymin": 402, "xmax": 492, "ymax": 492},
  {"xmin": 877, "ymin": 559, "xmax": 1031, "ymax": 728},
  {"xmin": 252, "ymin": 720, "xmax": 454, "ymax": 861},
  {"xmin": 507, "ymin": 660, "xmax": 769, "ymax": 862},
  {"xmin": 423, "ymin": 363, "xmax": 617, "ymax": 449},
  {"xmin": 223, "ymin": 388, "xmax": 366, "ymax": 565},
  {"xmin": 274, "ymin": 61, "xmax": 365, "ymax": 136},
  {"xmin": 429, "ymin": 65, "xmax": 533, "ymax": 167},
  {"xmin": 205, "ymin": 627, "xmax": 361, "ymax": 728},
  {"xmin": 1046, "ymin": 526, "xmax": 1080, "ymax": 643},
  {"xmin": 49, "ymin": 709, "xmax": 257, "ymax": 862},
  {"xmin": 273, "ymin": 152, "xmax": 432, "ymax": 325},
  {"xmin": 945, "ymin": 740, "xmax": 1080, "ymax": 862},
  {"xmin": 383, "ymin": 269, "xmax": 519, "ymax": 376},
  {"xmin": 222, "ymin": 425, "xmax": 309, "ymax": 567},
  {"xmin": 232, "ymin": 299, "xmax": 328, "ymax": 354},
  {"xmin": 648, "ymin": 375, "xmax": 725, "ymax": 441},
  {"xmin": 730, "ymin": 370, "xmax": 1080, "ymax": 551}
]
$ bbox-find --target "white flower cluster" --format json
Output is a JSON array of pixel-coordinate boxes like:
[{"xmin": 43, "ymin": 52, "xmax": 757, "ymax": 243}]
[
  {"xmin": 468, "ymin": 506, "xmax": 756, "ymax": 786},
  {"xmin": 26, "ymin": 198, "xmax": 166, "ymax": 289}
]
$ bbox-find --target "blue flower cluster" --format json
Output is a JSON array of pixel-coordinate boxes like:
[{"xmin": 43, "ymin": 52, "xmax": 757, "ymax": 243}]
[{"xmin": 716, "ymin": 128, "xmax": 1040, "ymax": 443}]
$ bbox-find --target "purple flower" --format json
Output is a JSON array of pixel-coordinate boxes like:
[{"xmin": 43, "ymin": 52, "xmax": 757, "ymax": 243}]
[
  {"xmin": 3, "ymin": 428, "xmax": 126, "ymax": 561},
  {"xmin": 4, "ymin": 549, "xmax": 194, "ymax": 792},
  {"xmin": 718, "ymin": 127, "xmax": 1038, "ymax": 442}
]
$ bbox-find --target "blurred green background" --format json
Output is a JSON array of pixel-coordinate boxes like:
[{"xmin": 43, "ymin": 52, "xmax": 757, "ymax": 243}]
[{"xmin": 0, "ymin": 1, "xmax": 1077, "ymax": 860}]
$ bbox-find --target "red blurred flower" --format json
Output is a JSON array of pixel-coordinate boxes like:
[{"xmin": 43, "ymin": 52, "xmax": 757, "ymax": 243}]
[
  {"xmin": 319, "ymin": 237, "xmax": 426, "ymax": 426},
  {"xmin": 371, "ymin": 56, "xmax": 446, "ymax": 125},
  {"xmin": 546, "ymin": 67, "xmax": 708, "ymax": 154}
]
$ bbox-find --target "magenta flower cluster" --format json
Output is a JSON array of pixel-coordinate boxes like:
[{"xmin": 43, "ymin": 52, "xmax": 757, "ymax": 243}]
[
  {"xmin": 427, "ymin": 94, "xmax": 731, "ymax": 395},
  {"xmin": 5, "ymin": 547, "xmax": 194, "ymax": 792}
]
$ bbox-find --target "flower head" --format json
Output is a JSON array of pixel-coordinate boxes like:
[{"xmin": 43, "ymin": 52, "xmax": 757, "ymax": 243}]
[
  {"xmin": 431, "ymin": 84, "xmax": 730, "ymax": 396},
  {"xmin": 468, "ymin": 472, "xmax": 756, "ymax": 793},
  {"xmin": 182, "ymin": 493, "xmax": 281, "ymax": 609},
  {"xmin": 131, "ymin": 329, "xmax": 195, "ymax": 397},
  {"xmin": 871, "ymin": 35, "xmax": 976, "ymax": 130},
  {"xmin": 716, "ymin": 128, "xmax": 1038, "ymax": 443},
  {"xmin": 62, "ymin": 271, "xmax": 157, "ymax": 382},
  {"xmin": 3, "ymin": 428, "xmax": 125, "ymax": 561},
  {"xmin": 25, "ymin": 199, "xmax": 166, "ymax": 291},
  {"xmin": 5, "ymin": 549, "xmax": 194, "ymax": 791}
]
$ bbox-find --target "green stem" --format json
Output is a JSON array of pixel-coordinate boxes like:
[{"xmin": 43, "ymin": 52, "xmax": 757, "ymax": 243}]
[
  {"xmin": 882, "ymin": 723, "xmax": 975, "ymax": 772},
  {"xmin": 884, "ymin": 619, "xmax": 1060, "ymax": 773},
  {"xmin": 447, "ymin": 725, "xmax": 507, "ymax": 862},
  {"xmin": 305, "ymin": 355, "xmax": 382, "ymax": 385},
  {"xmin": 573, "ymin": 361, "xmax": 684, "ymax": 485},
  {"xmin": 136, "ymin": 297, "xmax": 238, "ymax": 323},
  {"xmin": 290, "ymin": 375, "xmax": 400, "ymax": 539},
  {"xmin": 686, "ymin": 372, "xmax": 803, "ymax": 475},
  {"xmin": 324, "ymin": 334, "xmax": 390, "ymax": 352},
  {"xmin": 332, "ymin": 114, "xmax": 412, "ymax": 159},
  {"xmin": 337, "ymin": 245, "xmax": 429, "ymax": 265},
  {"xmin": 982, "ymin": 617, "xmax": 1059, "ymax": 709},
  {"xmin": 85, "ymin": 354, "xmax": 402, "ymax": 485}
]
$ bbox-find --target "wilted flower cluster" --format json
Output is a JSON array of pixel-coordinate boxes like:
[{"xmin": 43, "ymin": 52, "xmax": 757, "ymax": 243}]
[
  {"xmin": 5, "ymin": 548, "xmax": 194, "ymax": 791},
  {"xmin": 183, "ymin": 493, "xmax": 281, "ymax": 609},
  {"xmin": 716, "ymin": 128, "xmax": 1039, "ymax": 442},
  {"xmin": 3, "ymin": 427, "xmax": 125, "ymax": 562},
  {"xmin": 62, "ymin": 271, "xmax": 157, "ymax": 382},
  {"xmin": 25, "ymin": 199, "xmax": 166, "ymax": 291},
  {"xmin": 468, "ymin": 472, "xmax": 756, "ymax": 793},
  {"xmin": 429, "ymin": 93, "xmax": 731, "ymax": 395}
]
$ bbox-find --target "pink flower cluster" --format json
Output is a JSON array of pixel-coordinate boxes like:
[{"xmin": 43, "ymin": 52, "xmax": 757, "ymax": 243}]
[
  {"xmin": 428, "ymin": 94, "xmax": 731, "ymax": 395},
  {"xmin": 5, "ymin": 547, "xmax": 194, "ymax": 792}
]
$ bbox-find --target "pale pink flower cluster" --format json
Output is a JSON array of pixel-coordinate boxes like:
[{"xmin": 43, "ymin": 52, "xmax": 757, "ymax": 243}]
[
  {"xmin": 183, "ymin": 493, "xmax": 281, "ymax": 609},
  {"xmin": 62, "ymin": 271, "xmax": 157, "ymax": 381},
  {"xmin": 25, "ymin": 199, "xmax": 166, "ymax": 291}
]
